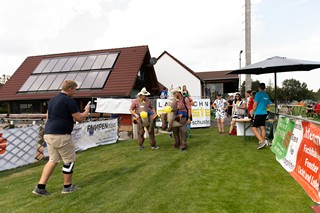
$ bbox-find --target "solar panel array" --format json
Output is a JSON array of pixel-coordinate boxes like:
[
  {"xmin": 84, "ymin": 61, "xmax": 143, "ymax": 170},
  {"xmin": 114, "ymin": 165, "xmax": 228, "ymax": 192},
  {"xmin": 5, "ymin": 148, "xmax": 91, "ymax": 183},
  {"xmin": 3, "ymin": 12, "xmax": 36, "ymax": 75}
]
[{"xmin": 19, "ymin": 52, "xmax": 119, "ymax": 92}]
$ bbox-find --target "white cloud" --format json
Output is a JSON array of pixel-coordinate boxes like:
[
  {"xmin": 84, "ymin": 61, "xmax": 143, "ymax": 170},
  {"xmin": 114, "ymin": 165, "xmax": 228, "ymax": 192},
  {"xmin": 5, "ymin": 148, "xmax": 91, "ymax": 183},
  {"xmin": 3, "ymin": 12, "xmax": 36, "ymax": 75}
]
[{"xmin": 0, "ymin": 0, "xmax": 319, "ymax": 91}]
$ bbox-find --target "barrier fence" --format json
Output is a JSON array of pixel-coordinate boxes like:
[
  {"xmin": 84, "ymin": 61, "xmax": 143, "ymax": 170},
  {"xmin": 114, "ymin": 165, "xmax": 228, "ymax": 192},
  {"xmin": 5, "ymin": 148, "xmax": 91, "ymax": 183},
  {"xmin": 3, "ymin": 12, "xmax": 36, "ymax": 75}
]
[{"xmin": 0, "ymin": 119, "xmax": 118, "ymax": 172}]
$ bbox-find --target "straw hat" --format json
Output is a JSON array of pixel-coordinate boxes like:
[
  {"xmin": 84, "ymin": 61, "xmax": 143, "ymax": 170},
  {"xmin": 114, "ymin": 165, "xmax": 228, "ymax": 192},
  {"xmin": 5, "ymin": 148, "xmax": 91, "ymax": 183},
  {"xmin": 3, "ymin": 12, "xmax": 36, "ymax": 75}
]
[
  {"xmin": 170, "ymin": 86, "xmax": 182, "ymax": 94},
  {"xmin": 137, "ymin": 87, "xmax": 150, "ymax": 96}
]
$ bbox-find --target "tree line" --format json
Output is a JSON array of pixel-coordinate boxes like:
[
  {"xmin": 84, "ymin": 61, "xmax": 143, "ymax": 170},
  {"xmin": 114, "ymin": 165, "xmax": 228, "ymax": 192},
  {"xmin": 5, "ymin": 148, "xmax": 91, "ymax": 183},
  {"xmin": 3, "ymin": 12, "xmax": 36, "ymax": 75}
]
[{"xmin": 240, "ymin": 78, "xmax": 320, "ymax": 104}]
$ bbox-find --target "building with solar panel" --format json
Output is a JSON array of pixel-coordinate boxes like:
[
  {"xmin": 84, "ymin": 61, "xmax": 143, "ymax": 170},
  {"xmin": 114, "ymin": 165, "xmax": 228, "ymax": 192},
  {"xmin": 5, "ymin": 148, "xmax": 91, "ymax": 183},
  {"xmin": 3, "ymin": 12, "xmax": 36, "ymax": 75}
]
[{"xmin": 0, "ymin": 45, "xmax": 160, "ymax": 114}]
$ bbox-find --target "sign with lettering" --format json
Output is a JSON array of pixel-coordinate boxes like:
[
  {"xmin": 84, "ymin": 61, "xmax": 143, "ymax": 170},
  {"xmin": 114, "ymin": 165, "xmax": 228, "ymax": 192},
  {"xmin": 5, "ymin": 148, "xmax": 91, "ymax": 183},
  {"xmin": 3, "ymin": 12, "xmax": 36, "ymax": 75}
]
[
  {"xmin": 272, "ymin": 117, "xmax": 320, "ymax": 204},
  {"xmin": 271, "ymin": 116, "xmax": 295, "ymax": 161},
  {"xmin": 156, "ymin": 98, "xmax": 211, "ymax": 128},
  {"xmin": 72, "ymin": 119, "xmax": 118, "ymax": 151}
]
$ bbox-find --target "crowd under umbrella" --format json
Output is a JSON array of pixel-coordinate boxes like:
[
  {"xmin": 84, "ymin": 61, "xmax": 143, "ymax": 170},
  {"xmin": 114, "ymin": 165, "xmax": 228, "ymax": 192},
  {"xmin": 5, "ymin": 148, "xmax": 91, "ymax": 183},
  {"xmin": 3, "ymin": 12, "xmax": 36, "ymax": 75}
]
[{"xmin": 227, "ymin": 56, "xmax": 320, "ymax": 113}]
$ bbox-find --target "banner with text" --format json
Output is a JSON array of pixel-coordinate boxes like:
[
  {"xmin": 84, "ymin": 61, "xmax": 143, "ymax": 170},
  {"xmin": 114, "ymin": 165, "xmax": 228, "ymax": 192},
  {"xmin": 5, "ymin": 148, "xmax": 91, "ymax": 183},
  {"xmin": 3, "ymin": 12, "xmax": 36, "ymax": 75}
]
[
  {"xmin": 272, "ymin": 117, "xmax": 320, "ymax": 203},
  {"xmin": 156, "ymin": 99, "xmax": 211, "ymax": 128},
  {"xmin": 72, "ymin": 119, "xmax": 118, "ymax": 151}
]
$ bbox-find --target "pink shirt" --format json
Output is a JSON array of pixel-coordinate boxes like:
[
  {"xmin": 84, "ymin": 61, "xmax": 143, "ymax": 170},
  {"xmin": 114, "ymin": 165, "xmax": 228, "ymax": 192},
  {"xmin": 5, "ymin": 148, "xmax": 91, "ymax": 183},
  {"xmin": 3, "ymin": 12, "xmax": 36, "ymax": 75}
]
[
  {"xmin": 130, "ymin": 98, "xmax": 154, "ymax": 114},
  {"xmin": 177, "ymin": 97, "xmax": 191, "ymax": 112}
]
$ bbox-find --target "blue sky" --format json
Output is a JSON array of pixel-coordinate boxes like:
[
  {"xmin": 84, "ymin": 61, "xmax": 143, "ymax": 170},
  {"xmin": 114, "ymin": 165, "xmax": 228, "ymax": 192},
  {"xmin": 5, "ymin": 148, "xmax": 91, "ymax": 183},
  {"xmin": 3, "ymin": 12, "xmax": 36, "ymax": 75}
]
[{"xmin": 0, "ymin": 0, "xmax": 319, "ymax": 91}]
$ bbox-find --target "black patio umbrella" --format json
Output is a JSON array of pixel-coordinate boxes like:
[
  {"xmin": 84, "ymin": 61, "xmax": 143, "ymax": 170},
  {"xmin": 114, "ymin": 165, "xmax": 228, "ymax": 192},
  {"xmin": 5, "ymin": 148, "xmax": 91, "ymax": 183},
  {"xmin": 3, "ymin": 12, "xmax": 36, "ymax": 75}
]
[{"xmin": 227, "ymin": 56, "xmax": 320, "ymax": 113}]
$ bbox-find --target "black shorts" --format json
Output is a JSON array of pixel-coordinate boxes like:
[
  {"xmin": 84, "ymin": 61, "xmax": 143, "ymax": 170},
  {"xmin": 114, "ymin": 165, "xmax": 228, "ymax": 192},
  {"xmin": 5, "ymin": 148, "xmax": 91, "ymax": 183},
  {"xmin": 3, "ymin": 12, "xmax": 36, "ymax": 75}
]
[{"xmin": 251, "ymin": 114, "xmax": 267, "ymax": 127}]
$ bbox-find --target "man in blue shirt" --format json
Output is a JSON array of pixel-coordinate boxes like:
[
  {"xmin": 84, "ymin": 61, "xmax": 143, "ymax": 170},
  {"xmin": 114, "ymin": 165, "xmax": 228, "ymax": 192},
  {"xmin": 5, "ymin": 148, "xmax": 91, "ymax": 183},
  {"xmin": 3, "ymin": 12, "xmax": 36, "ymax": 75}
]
[
  {"xmin": 160, "ymin": 87, "xmax": 168, "ymax": 99},
  {"xmin": 33, "ymin": 80, "xmax": 90, "ymax": 196},
  {"xmin": 250, "ymin": 83, "xmax": 271, "ymax": 149}
]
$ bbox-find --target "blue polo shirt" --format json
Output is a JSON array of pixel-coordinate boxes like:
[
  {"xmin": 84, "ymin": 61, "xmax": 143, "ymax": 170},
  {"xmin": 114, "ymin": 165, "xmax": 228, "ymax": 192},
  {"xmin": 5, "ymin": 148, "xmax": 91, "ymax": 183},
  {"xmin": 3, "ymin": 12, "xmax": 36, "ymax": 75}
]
[
  {"xmin": 254, "ymin": 91, "xmax": 270, "ymax": 115},
  {"xmin": 44, "ymin": 92, "xmax": 79, "ymax": 134}
]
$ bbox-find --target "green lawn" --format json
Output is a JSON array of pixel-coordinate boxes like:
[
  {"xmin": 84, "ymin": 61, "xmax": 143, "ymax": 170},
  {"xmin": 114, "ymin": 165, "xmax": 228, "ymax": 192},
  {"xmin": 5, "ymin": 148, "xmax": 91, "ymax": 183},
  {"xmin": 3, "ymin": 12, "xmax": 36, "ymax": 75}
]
[{"xmin": 0, "ymin": 128, "xmax": 315, "ymax": 213}]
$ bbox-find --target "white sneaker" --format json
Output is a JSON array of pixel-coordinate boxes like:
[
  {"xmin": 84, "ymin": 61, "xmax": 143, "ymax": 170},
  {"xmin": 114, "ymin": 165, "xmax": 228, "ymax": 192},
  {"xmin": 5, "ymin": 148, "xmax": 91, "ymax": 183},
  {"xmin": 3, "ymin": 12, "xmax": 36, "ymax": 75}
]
[{"xmin": 257, "ymin": 141, "xmax": 267, "ymax": 150}]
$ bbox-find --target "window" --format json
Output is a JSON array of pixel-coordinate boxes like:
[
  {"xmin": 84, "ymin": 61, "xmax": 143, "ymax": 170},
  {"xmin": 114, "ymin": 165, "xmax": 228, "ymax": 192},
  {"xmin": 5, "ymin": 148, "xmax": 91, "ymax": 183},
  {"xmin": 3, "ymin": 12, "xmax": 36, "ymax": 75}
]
[
  {"xmin": 61, "ymin": 57, "xmax": 77, "ymax": 71},
  {"xmin": 102, "ymin": 53, "xmax": 118, "ymax": 69},
  {"xmin": 19, "ymin": 52, "xmax": 119, "ymax": 92},
  {"xmin": 33, "ymin": 60, "xmax": 50, "ymax": 74},
  {"xmin": 81, "ymin": 55, "xmax": 97, "ymax": 70},
  {"xmin": 71, "ymin": 56, "xmax": 87, "ymax": 71},
  {"xmin": 81, "ymin": 71, "xmax": 98, "ymax": 89},
  {"xmin": 52, "ymin": 58, "xmax": 68, "ymax": 72},
  {"xmin": 38, "ymin": 74, "xmax": 57, "ymax": 91},
  {"xmin": 19, "ymin": 76, "xmax": 38, "ymax": 91},
  {"xmin": 49, "ymin": 74, "xmax": 67, "ymax": 90},
  {"xmin": 92, "ymin": 71, "xmax": 110, "ymax": 88},
  {"xmin": 42, "ymin": 59, "xmax": 59, "ymax": 73},
  {"xmin": 91, "ymin": 54, "xmax": 108, "ymax": 69}
]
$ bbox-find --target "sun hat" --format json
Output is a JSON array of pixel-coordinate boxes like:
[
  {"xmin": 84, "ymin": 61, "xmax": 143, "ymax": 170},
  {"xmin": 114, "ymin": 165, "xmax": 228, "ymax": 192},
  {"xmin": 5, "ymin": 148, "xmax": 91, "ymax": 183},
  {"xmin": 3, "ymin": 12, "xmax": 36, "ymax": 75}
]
[
  {"xmin": 137, "ymin": 87, "xmax": 150, "ymax": 96},
  {"xmin": 170, "ymin": 86, "xmax": 182, "ymax": 94}
]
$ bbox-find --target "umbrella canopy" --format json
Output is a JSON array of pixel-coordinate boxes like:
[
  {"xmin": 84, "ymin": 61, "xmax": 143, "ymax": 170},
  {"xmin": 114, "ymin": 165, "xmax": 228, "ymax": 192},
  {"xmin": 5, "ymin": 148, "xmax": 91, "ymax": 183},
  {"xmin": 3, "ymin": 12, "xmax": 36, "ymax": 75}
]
[
  {"xmin": 228, "ymin": 56, "xmax": 320, "ymax": 75},
  {"xmin": 227, "ymin": 56, "xmax": 320, "ymax": 114}
]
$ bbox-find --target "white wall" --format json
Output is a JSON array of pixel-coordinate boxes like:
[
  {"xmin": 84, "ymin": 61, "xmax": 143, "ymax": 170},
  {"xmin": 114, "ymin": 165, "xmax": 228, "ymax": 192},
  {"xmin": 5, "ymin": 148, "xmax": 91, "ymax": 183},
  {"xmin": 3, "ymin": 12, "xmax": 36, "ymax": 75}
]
[{"xmin": 154, "ymin": 54, "xmax": 202, "ymax": 98}]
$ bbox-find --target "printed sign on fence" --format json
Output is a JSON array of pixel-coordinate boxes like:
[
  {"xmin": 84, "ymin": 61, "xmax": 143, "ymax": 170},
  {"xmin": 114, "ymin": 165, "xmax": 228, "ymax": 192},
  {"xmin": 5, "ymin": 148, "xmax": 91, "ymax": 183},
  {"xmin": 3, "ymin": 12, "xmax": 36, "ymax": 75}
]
[
  {"xmin": 271, "ymin": 116, "xmax": 295, "ymax": 161},
  {"xmin": 72, "ymin": 119, "xmax": 118, "ymax": 151},
  {"xmin": 272, "ymin": 117, "xmax": 320, "ymax": 204},
  {"xmin": 289, "ymin": 121, "xmax": 320, "ymax": 204},
  {"xmin": 156, "ymin": 98, "xmax": 211, "ymax": 128}
]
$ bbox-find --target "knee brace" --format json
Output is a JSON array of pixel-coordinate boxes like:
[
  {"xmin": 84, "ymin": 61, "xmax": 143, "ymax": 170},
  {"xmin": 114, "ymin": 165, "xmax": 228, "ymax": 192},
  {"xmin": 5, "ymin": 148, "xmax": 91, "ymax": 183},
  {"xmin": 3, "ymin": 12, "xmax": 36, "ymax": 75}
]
[{"xmin": 62, "ymin": 162, "xmax": 75, "ymax": 174}]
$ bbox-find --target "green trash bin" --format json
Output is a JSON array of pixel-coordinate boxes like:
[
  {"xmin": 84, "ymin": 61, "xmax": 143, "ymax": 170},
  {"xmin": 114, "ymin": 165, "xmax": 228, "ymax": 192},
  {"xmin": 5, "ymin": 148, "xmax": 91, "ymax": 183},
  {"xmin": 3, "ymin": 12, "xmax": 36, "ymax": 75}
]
[{"xmin": 265, "ymin": 120, "xmax": 274, "ymax": 141}]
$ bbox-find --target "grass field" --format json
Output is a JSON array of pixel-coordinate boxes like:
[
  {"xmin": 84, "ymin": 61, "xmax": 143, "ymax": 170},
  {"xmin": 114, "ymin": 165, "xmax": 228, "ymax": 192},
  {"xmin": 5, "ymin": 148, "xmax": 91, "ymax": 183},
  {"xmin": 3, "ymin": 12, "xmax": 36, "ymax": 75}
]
[{"xmin": 0, "ymin": 127, "xmax": 316, "ymax": 213}]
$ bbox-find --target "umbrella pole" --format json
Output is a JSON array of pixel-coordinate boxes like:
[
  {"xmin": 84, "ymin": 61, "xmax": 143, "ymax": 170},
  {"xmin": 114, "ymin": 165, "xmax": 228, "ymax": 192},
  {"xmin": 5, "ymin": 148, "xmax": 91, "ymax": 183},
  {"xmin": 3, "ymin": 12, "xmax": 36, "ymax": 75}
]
[{"xmin": 274, "ymin": 72, "xmax": 277, "ymax": 114}]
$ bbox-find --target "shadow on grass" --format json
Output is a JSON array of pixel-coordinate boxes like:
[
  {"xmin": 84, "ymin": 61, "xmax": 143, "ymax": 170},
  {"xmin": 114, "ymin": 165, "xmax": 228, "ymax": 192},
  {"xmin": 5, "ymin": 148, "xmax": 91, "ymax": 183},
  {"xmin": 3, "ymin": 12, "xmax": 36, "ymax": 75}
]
[
  {"xmin": 78, "ymin": 162, "xmax": 147, "ymax": 187},
  {"xmin": 0, "ymin": 159, "xmax": 47, "ymax": 178}
]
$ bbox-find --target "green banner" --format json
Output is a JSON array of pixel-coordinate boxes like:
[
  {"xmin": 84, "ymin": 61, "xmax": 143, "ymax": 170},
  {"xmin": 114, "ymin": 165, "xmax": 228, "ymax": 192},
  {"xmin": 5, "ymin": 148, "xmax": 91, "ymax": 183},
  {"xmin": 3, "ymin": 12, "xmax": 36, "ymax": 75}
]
[{"xmin": 271, "ymin": 116, "xmax": 295, "ymax": 160}]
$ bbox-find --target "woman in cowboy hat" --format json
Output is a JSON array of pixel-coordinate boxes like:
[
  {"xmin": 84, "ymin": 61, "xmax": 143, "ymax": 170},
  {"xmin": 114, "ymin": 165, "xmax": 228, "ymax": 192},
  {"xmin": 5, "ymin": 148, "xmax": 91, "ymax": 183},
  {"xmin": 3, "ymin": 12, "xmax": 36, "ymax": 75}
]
[
  {"xmin": 170, "ymin": 86, "xmax": 191, "ymax": 151},
  {"xmin": 129, "ymin": 87, "xmax": 159, "ymax": 151}
]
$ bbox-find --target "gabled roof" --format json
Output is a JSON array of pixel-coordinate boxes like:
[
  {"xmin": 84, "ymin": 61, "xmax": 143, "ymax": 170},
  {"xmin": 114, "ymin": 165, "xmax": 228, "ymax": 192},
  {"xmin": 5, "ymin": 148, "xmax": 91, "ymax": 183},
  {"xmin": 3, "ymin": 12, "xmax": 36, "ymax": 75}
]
[
  {"xmin": 157, "ymin": 51, "xmax": 201, "ymax": 80},
  {"xmin": 0, "ymin": 45, "xmax": 157, "ymax": 101},
  {"xmin": 196, "ymin": 70, "xmax": 238, "ymax": 81}
]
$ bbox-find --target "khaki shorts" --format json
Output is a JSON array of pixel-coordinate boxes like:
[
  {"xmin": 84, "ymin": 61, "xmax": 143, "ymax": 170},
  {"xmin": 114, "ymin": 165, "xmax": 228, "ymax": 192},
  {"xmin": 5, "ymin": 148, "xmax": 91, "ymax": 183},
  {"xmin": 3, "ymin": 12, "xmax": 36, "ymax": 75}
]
[{"xmin": 44, "ymin": 134, "xmax": 76, "ymax": 163}]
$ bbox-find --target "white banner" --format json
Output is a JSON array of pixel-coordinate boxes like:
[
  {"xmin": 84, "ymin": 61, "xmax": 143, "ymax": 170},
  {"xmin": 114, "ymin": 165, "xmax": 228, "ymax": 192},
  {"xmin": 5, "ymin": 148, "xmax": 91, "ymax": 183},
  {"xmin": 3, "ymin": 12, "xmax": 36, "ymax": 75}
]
[
  {"xmin": 72, "ymin": 119, "xmax": 118, "ymax": 151},
  {"xmin": 95, "ymin": 98, "xmax": 133, "ymax": 114},
  {"xmin": 0, "ymin": 126, "xmax": 39, "ymax": 171},
  {"xmin": 156, "ymin": 99, "xmax": 211, "ymax": 128}
]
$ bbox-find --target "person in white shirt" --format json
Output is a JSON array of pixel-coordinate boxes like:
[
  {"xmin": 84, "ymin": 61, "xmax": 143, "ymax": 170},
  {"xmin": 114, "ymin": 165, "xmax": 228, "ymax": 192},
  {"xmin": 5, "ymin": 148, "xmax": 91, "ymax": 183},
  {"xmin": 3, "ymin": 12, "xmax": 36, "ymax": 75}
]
[
  {"xmin": 212, "ymin": 94, "xmax": 229, "ymax": 134},
  {"xmin": 228, "ymin": 93, "xmax": 247, "ymax": 135}
]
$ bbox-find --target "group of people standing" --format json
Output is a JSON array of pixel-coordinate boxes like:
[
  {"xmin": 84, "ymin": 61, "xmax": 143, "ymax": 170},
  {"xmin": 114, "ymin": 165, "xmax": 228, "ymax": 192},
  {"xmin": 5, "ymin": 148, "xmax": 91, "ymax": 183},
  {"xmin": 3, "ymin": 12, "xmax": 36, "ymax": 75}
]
[
  {"xmin": 130, "ymin": 85, "xmax": 192, "ymax": 152},
  {"xmin": 32, "ymin": 80, "xmax": 269, "ymax": 197},
  {"xmin": 212, "ymin": 83, "xmax": 271, "ymax": 149}
]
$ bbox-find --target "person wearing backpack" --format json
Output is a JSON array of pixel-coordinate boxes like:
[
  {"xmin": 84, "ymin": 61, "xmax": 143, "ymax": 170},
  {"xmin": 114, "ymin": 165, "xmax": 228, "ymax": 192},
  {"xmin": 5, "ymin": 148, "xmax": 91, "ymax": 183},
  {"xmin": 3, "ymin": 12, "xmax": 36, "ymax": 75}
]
[{"xmin": 171, "ymin": 86, "xmax": 191, "ymax": 151}]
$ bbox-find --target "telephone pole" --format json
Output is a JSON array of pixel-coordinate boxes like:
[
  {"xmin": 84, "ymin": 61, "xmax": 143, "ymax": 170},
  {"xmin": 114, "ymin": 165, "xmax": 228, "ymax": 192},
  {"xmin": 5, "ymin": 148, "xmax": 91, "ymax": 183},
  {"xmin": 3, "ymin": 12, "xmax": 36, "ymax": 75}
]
[{"xmin": 245, "ymin": 0, "xmax": 252, "ymax": 91}]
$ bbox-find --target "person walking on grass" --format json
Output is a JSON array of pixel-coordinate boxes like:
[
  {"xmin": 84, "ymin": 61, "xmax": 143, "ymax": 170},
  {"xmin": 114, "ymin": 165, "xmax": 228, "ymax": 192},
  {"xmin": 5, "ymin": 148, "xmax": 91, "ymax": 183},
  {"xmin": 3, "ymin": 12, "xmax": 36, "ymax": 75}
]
[
  {"xmin": 212, "ymin": 93, "xmax": 229, "ymax": 134},
  {"xmin": 33, "ymin": 80, "xmax": 90, "ymax": 196},
  {"xmin": 250, "ymin": 83, "xmax": 271, "ymax": 149}
]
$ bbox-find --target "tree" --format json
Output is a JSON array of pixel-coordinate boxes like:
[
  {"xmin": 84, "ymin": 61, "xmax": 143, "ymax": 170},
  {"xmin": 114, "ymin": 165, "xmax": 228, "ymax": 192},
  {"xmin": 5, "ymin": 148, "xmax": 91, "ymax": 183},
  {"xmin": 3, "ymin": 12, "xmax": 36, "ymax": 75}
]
[
  {"xmin": 281, "ymin": 79, "xmax": 314, "ymax": 103},
  {"xmin": 240, "ymin": 80, "xmax": 260, "ymax": 97},
  {"xmin": 316, "ymin": 88, "xmax": 320, "ymax": 101},
  {"xmin": 0, "ymin": 74, "xmax": 10, "ymax": 113},
  {"xmin": 0, "ymin": 74, "xmax": 10, "ymax": 84}
]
